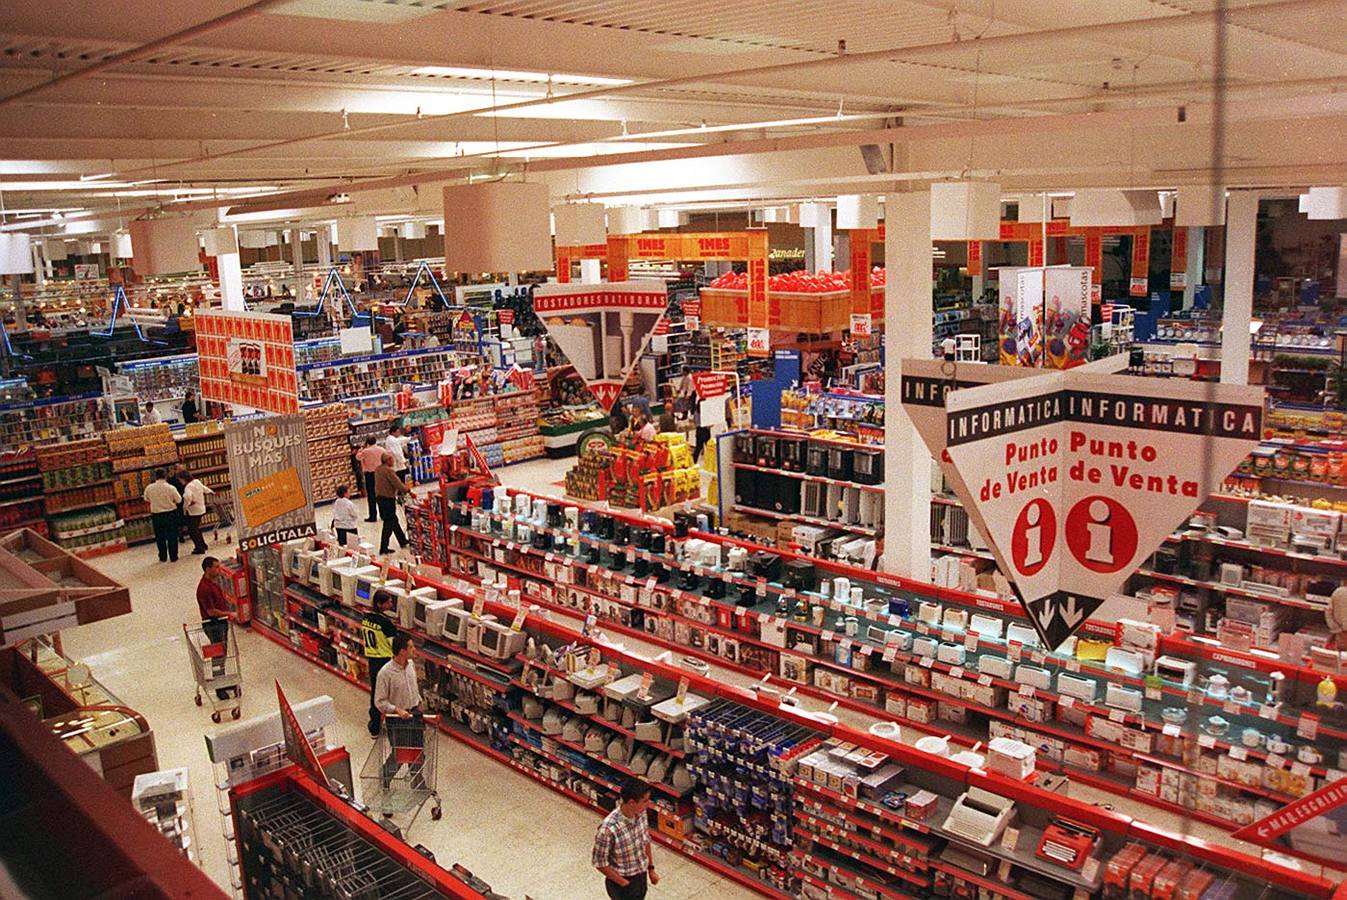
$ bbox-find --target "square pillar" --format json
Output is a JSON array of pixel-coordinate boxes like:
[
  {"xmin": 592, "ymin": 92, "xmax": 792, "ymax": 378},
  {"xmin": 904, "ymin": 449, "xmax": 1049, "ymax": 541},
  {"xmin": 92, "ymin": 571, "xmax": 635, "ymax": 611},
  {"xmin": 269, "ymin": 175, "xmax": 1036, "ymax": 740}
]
[
  {"xmin": 882, "ymin": 191, "xmax": 933, "ymax": 580},
  {"xmin": 1221, "ymin": 193, "xmax": 1258, "ymax": 385}
]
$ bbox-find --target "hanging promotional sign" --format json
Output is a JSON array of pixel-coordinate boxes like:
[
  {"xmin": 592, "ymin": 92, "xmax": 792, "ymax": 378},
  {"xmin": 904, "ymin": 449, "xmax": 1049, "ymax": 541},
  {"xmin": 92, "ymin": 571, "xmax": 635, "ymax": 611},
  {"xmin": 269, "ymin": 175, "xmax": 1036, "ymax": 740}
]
[
  {"xmin": 1027, "ymin": 238, "xmax": 1045, "ymax": 268},
  {"xmin": 690, "ymin": 371, "xmax": 733, "ymax": 401},
  {"xmin": 933, "ymin": 371, "xmax": 1262, "ymax": 648},
  {"xmin": 535, "ymin": 280, "xmax": 668, "ymax": 413},
  {"xmin": 196, "ymin": 310, "xmax": 299, "ymax": 415},
  {"xmin": 1231, "ymin": 776, "xmax": 1347, "ymax": 866},
  {"xmin": 746, "ymin": 327, "xmax": 771, "ymax": 357},
  {"xmin": 849, "ymin": 233, "xmax": 871, "ymax": 317},
  {"xmin": 1043, "ymin": 267, "xmax": 1093, "ymax": 369},
  {"xmin": 967, "ymin": 241, "xmax": 982, "ymax": 278},
  {"xmin": 850, "ymin": 313, "xmax": 872, "ymax": 338},
  {"xmin": 276, "ymin": 681, "xmax": 331, "ymax": 789},
  {"xmin": 996, "ymin": 267, "xmax": 1045, "ymax": 367},
  {"xmin": 1170, "ymin": 227, "xmax": 1188, "ymax": 290},
  {"xmin": 1129, "ymin": 227, "xmax": 1151, "ymax": 297},
  {"xmin": 225, "ymin": 413, "xmax": 316, "ymax": 552}
]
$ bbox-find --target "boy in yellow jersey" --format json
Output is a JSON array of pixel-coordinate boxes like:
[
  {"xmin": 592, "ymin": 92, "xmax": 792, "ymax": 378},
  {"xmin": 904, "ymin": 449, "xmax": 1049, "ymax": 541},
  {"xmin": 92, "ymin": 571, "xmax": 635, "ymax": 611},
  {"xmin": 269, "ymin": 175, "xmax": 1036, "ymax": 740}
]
[{"xmin": 361, "ymin": 590, "xmax": 398, "ymax": 736}]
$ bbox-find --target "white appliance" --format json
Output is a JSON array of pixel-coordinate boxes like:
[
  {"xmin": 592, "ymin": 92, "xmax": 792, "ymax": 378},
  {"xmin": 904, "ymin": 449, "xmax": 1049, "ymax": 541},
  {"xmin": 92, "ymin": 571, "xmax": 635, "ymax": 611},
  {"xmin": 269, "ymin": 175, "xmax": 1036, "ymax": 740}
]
[
  {"xmin": 969, "ymin": 614, "xmax": 1003, "ymax": 640},
  {"xmin": 942, "ymin": 787, "xmax": 1016, "ymax": 846},
  {"xmin": 317, "ymin": 557, "xmax": 353, "ymax": 598},
  {"xmin": 1014, "ymin": 665, "xmax": 1052, "ymax": 691},
  {"xmin": 333, "ymin": 564, "xmax": 379, "ymax": 608},
  {"xmin": 355, "ymin": 575, "xmax": 404, "ymax": 610},
  {"xmin": 415, "ymin": 597, "xmax": 460, "ymax": 637},
  {"xmin": 475, "ymin": 619, "xmax": 527, "ymax": 660},
  {"xmin": 395, "ymin": 587, "xmax": 438, "ymax": 629},
  {"xmin": 1005, "ymin": 623, "xmax": 1039, "ymax": 648},
  {"xmin": 1057, "ymin": 673, "xmax": 1097, "ymax": 703}
]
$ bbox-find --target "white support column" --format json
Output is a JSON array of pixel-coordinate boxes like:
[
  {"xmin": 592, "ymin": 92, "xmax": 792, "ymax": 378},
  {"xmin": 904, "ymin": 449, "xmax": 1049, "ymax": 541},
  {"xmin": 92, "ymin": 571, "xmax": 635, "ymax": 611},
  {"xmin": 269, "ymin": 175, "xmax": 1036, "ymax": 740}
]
[
  {"xmin": 1182, "ymin": 226, "xmax": 1204, "ymax": 309},
  {"xmin": 317, "ymin": 224, "xmax": 332, "ymax": 271},
  {"xmin": 1220, "ymin": 193, "xmax": 1258, "ymax": 386},
  {"xmin": 580, "ymin": 258, "xmax": 602, "ymax": 284},
  {"xmin": 882, "ymin": 191, "xmax": 933, "ymax": 580},
  {"xmin": 813, "ymin": 214, "xmax": 833, "ymax": 272},
  {"xmin": 289, "ymin": 227, "xmax": 304, "ymax": 297}
]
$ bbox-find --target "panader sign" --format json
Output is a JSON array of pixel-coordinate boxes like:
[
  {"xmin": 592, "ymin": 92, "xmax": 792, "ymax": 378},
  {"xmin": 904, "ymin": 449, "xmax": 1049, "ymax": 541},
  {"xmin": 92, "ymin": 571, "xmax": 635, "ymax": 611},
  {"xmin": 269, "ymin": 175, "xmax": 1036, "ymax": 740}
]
[
  {"xmin": 534, "ymin": 280, "xmax": 669, "ymax": 414},
  {"xmin": 225, "ymin": 413, "xmax": 317, "ymax": 552},
  {"xmin": 917, "ymin": 369, "xmax": 1262, "ymax": 648}
]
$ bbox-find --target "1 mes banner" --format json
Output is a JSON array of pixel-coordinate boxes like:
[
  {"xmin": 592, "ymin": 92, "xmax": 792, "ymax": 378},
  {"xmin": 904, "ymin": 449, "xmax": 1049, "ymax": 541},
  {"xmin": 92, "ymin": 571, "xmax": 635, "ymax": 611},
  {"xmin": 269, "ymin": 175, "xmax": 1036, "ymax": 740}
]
[
  {"xmin": 934, "ymin": 370, "xmax": 1262, "ymax": 649},
  {"xmin": 225, "ymin": 413, "xmax": 317, "ymax": 552}
]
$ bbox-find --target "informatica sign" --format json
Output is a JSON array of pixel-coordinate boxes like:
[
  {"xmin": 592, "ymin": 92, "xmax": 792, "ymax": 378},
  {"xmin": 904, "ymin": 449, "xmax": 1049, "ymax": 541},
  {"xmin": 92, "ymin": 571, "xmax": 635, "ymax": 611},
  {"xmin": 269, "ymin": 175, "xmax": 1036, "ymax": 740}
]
[
  {"xmin": 196, "ymin": 310, "xmax": 299, "ymax": 415},
  {"xmin": 225, "ymin": 414, "xmax": 316, "ymax": 552},
  {"xmin": 906, "ymin": 366, "xmax": 1262, "ymax": 649}
]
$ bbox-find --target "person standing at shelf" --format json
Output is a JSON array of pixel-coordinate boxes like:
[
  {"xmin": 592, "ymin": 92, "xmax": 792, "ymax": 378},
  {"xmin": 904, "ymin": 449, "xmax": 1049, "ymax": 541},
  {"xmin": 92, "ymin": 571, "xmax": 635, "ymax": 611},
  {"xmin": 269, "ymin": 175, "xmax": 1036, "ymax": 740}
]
[
  {"xmin": 592, "ymin": 778, "xmax": 658, "ymax": 900},
  {"xmin": 330, "ymin": 484, "xmax": 361, "ymax": 549},
  {"xmin": 374, "ymin": 451, "xmax": 411, "ymax": 555},
  {"xmin": 143, "ymin": 469, "xmax": 182, "ymax": 563},
  {"xmin": 384, "ymin": 424, "xmax": 411, "ymax": 484},
  {"xmin": 355, "ymin": 436, "xmax": 384, "ymax": 523},
  {"xmin": 180, "ymin": 390, "xmax": 199, "ymax": 424},
  {"xmin": 141, "ymin": 401, "xmax": 161, "ymax": 425},
  {"xmin": 180, "ymin": 470, "xmax": 213, "ymax": 555},
  {"xmin": 361, "ymin": 590, "xmax": 399, "ymax": 737}
]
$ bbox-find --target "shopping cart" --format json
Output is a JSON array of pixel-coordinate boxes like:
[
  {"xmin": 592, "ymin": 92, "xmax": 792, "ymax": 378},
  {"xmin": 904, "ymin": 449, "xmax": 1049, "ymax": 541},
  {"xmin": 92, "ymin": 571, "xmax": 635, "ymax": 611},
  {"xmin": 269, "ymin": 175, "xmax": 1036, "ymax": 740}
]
[
  {"xmin": 208, "ymin": 492, "xmax": 234, "ymax": 543},
  {"xmin": 183, "ymin": 620, "xmax": 242, "ymax": 722},
  {"xmin": 359, "ymin": 713, "xmax": 442, "ymax": 831}
]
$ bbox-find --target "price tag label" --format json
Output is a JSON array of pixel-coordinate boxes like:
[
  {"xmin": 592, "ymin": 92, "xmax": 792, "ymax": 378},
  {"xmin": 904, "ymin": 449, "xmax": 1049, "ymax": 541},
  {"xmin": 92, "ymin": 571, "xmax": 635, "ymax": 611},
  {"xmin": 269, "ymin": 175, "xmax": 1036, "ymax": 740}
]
[
  {"xmin": 1060, "ymin": 696, "xmax": 1075, "ymax": 710},
  {"xmin": 1030, "ymin": 650, "xmax": 1046, "ymax": 665},
  {"xmin": 1292, "ymin": 761, "xmax": 1312, "ymax": 777},
  {"xmin": 1018, "ymin": 684, "xmax": 1036, "ymax": 699},
  {"xmin": 949, "ymin": 667, "xmax": 965, "ymax": 681},
  {"xmin": 721, "ymin": 572, "xmax": 733, "ymax": 583},
  {"xmin": 1162, "ymin": 723, "xmax": 1181, "ymax": 738},
  {"xmin": 1144, "ymin": 685, "xmax": 1162, "ymax": 702},
  {"xmin": 1065, "ymin": 657, "xmax": 1081, "ymax": 673},
  {"xmin": 920, "ymin": 657, "xmax": 935, "ymax": 669},
  {"xmin": 915, "ymin": 622, "xmax": 930, "ymax": 635},
  {"xmin": 646, "ymin": 578, "xmax": 657, "ymax": 591},
  {"xmin": 1222, "ymin": 701, "xmax": 1239, "ymax": 715},
  {"xmin": 471, "ymin": 593, "xmax": 485, "ymax": 618},
  {"xmin": 1229, "ymin": 746, "xmax": 1249, "ymax": 761},
  {"xmin": 1297, "ymin": 714, "xmax": 1319, "ymax": 741},
  {"xmin": 676, "ymin": 677, "xmax": 690, "ymax": 705},
  {"xmin": 978, "ymin": 674, "xmax": 993, "ymax": 687},
  {"xmin": 888, "ymin": 614, "xmax": 904, "ymax": 627},
  {"xmin": 756, "ymin": 577, "xmax": 767, "ymax": 598},
  {"xmin": 1000, "ymin": 826, "xmax": 1020, "ymax": 853},
  {"xmin": 822, "ymin": 630, "xmax": 837, "ymax": 643},
  {"xmin": 1197, "ymin": 734, "xmax": 1217, "ymax": 749},
  {"xmin": 510, "ymin": 605, "xmax": 529, "ymax": 631},
  {"xmin": 545, "ymin": 552, "xmax": 556, "ymax": 564},
  {"xmin": 1108, "ymin": 707, "xmax": 1126, "ymax": 724},
  {"xmin": 963, "ymin": 632, "xmax": 979, "ymax": 652},
  {"xmin": 636, "ymin": 671, "xmax": 654, "ymax": 702},
  {"xmin": 882, "ymin": 646, "xmax": 898, "ymax": 662},
  {"xmin": 859, "ymin": 645, "xmax": 873, "ymax": 657},
  {"xmin": 840, "ymin": 638, "xmax": 853, "ymax": 654},
  {"xmin": 1259, "ymin": 704, "xmax": 1278, "ymax": 721},
  {"xmin": 1008, "ymin": 642, "xmax": 1023, "ymax": 663},
  {"xmin": 1265, "ymin": 753, "xmax": 1286, "ymax": 770},
  {"xmin": 1187, "ymin": 688, "xmax": 1204, "ymax": 705}
]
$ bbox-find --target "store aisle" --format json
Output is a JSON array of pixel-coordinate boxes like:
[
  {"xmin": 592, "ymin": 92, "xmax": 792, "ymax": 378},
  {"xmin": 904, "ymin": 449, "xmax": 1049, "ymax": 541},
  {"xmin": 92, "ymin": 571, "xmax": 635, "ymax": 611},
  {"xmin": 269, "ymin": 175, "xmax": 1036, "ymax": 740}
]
[{"xmin": 62, "ymin": 466, "xmax": 755, "ymax": 900}]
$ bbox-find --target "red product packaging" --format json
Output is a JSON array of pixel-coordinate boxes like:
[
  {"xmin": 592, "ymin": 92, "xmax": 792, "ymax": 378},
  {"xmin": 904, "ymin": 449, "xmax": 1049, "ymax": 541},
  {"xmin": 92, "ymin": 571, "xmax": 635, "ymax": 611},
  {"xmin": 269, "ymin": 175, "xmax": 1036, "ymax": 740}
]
[
  {"xmin": 1151, "ymin": 859, "xmax": 1192, "ymax": 900},
  {"xmin": 1175, "ymin": 869, "xmax": 1216, "ymax": 900},
  {"xmin": 1105, "ymin": 843, "xmax": 1147, "ymax": 899},
  {"xmin": 1128, "ymin": 852, "xmax": 1167, "ymax": 900}
]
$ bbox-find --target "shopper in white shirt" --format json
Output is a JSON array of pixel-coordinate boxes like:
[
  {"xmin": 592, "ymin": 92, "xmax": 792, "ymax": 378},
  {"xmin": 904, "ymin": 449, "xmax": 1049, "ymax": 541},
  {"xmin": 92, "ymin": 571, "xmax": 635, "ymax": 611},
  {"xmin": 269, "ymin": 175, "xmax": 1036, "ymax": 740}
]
[
  {"xmin": 374, "ymin": 636, "xmax": 425, "ymax": 778},
  {"xmin": 331, "ymin": 484, "xmax": 361, "ymax": 549},
  {"xmin": 180, "ymin": 470, "xmax": 213, "ymax": 555},
  {"xmin": 143, "ymin": 469, "xmax": 182, "ymax": 562},
  {"xmin": 384, "ymin": 425, "xmax": 411, "ymax": 483},
  {"xmin": 142, "ymin": 401, "xmax": 162, "ymax": 425}
]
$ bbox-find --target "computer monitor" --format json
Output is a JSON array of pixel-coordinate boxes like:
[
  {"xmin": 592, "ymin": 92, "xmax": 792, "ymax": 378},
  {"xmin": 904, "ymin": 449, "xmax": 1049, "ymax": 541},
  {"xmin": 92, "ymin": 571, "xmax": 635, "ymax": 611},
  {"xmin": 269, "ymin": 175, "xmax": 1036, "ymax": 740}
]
[
  {"xmin": 317, "ymin": 557, "xmax": 352, "ymax": 598},
  {"xmin": 439, "ymin": 605, "xmax": 473, "ymax": 644},
  {"xmin": 297, "ymin": 551, "xmax": 324, "ymax": 586},
  {"xmin": 415, "ymin": 597, "xmax": 460, "ymax": 637},
  {"xmin": 355, "ymin": 576, "xmax": 403, "ymax": 611},
  {"xmin": 281, "ymin": 538, "xmax": 314, "ymax": 577},
  {"xmin": 397, "ymin": 587, "xmax": 437, "ymax": 630},
  {"xmin": 335, "ymin": 565, "xmax": 379, "ymax": 608},
  {"xmin": 467, "ymin": 614, "xmax": 498, "ymax": 655},
  {"xmin": 476, "ymin": 619, "xmax": 526, "ymax": 661}
]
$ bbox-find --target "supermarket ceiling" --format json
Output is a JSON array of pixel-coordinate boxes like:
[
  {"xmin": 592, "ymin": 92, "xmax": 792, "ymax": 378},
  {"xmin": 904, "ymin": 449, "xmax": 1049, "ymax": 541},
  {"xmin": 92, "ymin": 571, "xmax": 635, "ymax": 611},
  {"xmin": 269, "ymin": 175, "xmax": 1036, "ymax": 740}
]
[{"xmin": 0, "ymin": 0, "xmax": 1344, "ymax": 227}]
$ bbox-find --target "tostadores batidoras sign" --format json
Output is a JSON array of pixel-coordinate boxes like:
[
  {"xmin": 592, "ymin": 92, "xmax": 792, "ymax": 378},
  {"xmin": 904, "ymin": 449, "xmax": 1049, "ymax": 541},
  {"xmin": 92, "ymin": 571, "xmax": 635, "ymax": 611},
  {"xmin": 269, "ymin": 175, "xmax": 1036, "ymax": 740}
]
[{"xmin": 904, "ymin": 367, "xmax": 1263, "ymax": 650}]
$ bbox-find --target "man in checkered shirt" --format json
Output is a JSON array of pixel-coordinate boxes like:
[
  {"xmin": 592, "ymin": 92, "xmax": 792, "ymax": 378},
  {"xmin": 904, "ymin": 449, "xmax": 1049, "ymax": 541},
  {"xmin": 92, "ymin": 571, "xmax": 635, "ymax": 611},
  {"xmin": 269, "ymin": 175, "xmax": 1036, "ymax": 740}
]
[{"xmin": 592, "ymin": 778, "xmax": 659, "ymax": 899}]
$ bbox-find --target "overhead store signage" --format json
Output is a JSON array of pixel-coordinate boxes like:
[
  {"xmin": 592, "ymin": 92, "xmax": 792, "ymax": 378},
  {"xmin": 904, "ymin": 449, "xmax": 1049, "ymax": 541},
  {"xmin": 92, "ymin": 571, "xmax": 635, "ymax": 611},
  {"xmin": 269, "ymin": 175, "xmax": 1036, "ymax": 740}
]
[
  {"xmin": 903, "ymin": 364, "xmax": 1261, "ymax": 648},
  {"xmin": 196, "ymin": 310, "xmax": 299, "ymax": 415},
  {"xmin": 690, "ymin": 371, "xmax": 732, "ymax": 401},
  {"xmin": 1170, "ymin": 227, "xmax": 1188, "ymax": 290},
  {"xmin": 534, "ymin": 281, "xmax": 669, "ymax": 413},
  {"xmin": 1130, "ymin": 226, "xmax": 1151, "ymax": 297},
  {"xmin": 225, "ymin": 413, "xmax": 316, "ymax": 552},
  {"xmin": 1232, "ymin": 776, "xmax": 1347, "ymax": 865}
]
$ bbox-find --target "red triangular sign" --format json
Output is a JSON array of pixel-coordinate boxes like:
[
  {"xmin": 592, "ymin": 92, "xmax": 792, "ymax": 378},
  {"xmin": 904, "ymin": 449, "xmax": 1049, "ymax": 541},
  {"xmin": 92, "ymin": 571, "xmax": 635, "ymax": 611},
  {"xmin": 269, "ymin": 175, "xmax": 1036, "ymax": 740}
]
[{"xmin": 590, "ymin": 381, "xmax": 623, "ymax": 412}]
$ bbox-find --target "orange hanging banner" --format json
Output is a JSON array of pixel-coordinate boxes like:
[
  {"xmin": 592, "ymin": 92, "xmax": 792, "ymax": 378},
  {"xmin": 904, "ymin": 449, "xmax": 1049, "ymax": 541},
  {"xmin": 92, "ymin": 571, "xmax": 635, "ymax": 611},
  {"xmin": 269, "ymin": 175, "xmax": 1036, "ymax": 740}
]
[
  {"xmin": 555, "ymin": 250, "xmax": 571, "ymax": 283},
  {"xmin": 1028, "ymin": 238, "xmax": 1045, "ymax": 267},
  {"xmin": 967, "ymin": 240, "xmax": 982, "ymax": 277},
  {"xmin": 1170, "ymin": 227, "xmax": 1187, "ymax": 290},
  {"xmin": 1084, "ymin": 230, "xmax": 1103, "ymax": 303},
  {"xmin": 606, "ymin": 235, "xmax": 629, "ymax": 281},
  {"xmin": 849, "ymin": 230, "xmax": 872, "ymax": 316},
  {"xmin": 1129, "ymin": 226, "xmax": 1151, "ymax": 297},
  {"xmin": 747, "ymin": 229, "xmax": 770, "ymax": 330}
]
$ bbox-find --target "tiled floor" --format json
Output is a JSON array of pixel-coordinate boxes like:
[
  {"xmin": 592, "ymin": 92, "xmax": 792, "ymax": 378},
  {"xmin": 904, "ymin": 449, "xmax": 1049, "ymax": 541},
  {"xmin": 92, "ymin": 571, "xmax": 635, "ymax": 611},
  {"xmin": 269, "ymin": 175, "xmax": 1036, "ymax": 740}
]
[{"xmin": 64, "ymin": 455, "xmax": 1300, "ymax": 898}]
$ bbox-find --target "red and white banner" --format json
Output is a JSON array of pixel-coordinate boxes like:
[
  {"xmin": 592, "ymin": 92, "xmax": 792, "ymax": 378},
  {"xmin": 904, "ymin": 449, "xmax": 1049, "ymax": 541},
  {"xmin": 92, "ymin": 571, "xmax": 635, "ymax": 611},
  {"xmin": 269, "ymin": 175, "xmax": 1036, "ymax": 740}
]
[
  {"xmin": 1129, "ymin": 226, "xmax": 1151, "ymax": 297},
  {"xmin": 535, "ymin": 280, "xmax": 669, "ymax": 413},
  {"xmin": 967, "ymin": 240, "xmax": 982, "ymax": 277},
  {"xmin": 1170, "ymin": 227, "xmax": 1188, "ymax": 290},
  {"xmin": 690, "ymin": 371, "xmax": 733, "ymax": 401},
  {"xmin": 196, "ymin": 310, "xmax": 299, "ymax": 414},
  {"xmin": 276, "ymin": 681, "xmax": 331, "ymax": 789},
  {"xmin": 911, "ymin": 368, "xmax": 1262, "ymax": 648},
  {"xmin": 498, "ymin": 308, "xmax": 515, "ymax": 325},
  {"xmin": 1231, "ymin": 776, "xmax": 1347, "ymax": 864}
]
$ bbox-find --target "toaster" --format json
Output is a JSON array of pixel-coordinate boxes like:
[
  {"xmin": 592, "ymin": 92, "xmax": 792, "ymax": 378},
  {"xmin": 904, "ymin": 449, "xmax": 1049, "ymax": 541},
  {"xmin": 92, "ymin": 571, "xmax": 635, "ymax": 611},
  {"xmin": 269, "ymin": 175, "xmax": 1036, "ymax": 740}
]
[
  {"xmin": 913, "ymin": 636, "xmax": 939, "ymax": 658},
  {"xmin": 917, "ymin": 601, "xmax": 942, "ymax": 626},
  {"xmin": 1057, "ymin": 673, "xmax": 1098, "ymax": 703},
  {"xmin": 1105, "ymin": 683, "xmax": 1144, "ymax": 712},
  {"xmin": 1014, "ymin": 665, "xmax": 1053, "ymax": 691},
  {"xmin": 969, "ymin": 614, "xmax": 1004, "ymax": 640},
  {"xmin": 979, "ymin": 655, "xmax": 1013, "ymax": 679},
  {"xmin": 937, "ymin": 643, "xmax": 968, "ymax": 666},
  {"xmin": 942, "ymin": 609, "xmax": 970, "ymax": 632}
]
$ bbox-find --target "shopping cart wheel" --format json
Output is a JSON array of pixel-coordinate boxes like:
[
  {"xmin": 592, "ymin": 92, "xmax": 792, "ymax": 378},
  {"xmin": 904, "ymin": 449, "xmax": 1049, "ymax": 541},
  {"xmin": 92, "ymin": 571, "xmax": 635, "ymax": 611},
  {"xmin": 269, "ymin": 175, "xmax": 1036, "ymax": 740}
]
[
  {"xmin": 211, "ymin": 711, "xmax": 222, "ymax": 723},
  {"xmin": 431, "ymin": 805, "xmax": 442, "ymax": 821},
  {"xmin": 194, "ymin": 693, "xmax": 203, "ymax": 707},
  {"xmin": 232, "ymin": 707, "xmax": 241, "ymax": 720}
]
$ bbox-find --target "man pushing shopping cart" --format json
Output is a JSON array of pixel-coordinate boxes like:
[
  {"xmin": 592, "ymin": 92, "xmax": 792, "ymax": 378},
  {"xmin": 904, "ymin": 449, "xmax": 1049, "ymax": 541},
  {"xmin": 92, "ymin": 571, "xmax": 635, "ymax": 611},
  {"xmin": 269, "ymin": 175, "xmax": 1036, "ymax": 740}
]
[{"xmin": 363, "ymin": 635, "xmax": 442, "ymax": 828}]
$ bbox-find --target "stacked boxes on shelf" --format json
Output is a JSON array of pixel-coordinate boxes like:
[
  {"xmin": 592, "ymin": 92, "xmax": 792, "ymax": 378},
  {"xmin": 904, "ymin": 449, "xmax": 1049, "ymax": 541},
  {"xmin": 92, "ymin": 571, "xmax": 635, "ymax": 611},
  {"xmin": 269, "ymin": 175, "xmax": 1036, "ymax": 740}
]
[
  {"xmin": 495, "ymin": 390, "xmax": 544, "ymax": 464},
  {"xmin": 0, "ymin": 449, "xmax": 46, "ymax": 536},
  {"xmin": 595, "ymin": 432, "xmax": 700, "ymax": 512},
  {"xmin": 38, "ymin": 438, "xmax": 123, "ymax": 556},
  {"xmin": 116, "ymin": 355, "xmax": 199, "ymax": 403},
  {"xmin": 299, "ymin": 347, "xmax": 466, "ymax": 403},
  {"xmin": 303, "ymin": 404, "xmax": 356, "ymax": 504},
  {"xmin": 107, "ymin": 424, "xmax": 179, "ymax": 545},
  {"xmin": 175, "ymin": 425, "xmax": 229, "ymax": 530}
]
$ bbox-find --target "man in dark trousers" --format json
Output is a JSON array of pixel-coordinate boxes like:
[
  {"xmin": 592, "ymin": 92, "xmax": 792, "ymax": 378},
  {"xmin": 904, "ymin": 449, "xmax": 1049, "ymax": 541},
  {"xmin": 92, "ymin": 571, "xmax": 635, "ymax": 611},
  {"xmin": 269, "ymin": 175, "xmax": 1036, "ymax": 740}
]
[
  {"xmin": 592, "ymin": 778, "xmax": 658, "ymax": 899},
  {"xmin": 196, "ymin": 557, "xmax": 235, "ymax": 700},
  {"xmin": 360, "ymin": 589, "xmax": 399, "ymax": 736},
  {"xmin": 143, "ymin": 469, "xmax": 182, "ymax": 562},
  {"xmin": 374, "ymin": 451, "xmax": 411, "ymax": 555}
]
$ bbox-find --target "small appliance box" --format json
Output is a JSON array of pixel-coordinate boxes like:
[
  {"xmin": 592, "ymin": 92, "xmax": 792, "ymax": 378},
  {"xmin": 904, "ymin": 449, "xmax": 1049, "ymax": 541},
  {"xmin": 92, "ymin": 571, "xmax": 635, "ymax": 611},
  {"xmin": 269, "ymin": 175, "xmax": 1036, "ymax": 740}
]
[
  {"xmin": 1291, "ymin": 506, "xmax": 1340, "ymax": 550},
  {"xmin": 1245, "ymin": 499, "xmax": 1294, "ymax": 546}
]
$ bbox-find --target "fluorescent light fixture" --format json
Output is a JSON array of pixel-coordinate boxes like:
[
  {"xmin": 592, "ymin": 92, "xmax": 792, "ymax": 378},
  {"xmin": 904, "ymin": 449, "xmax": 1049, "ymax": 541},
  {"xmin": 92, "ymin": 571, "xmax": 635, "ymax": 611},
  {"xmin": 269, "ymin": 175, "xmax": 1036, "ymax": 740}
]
[
  {"xmin": 607, "ymin": 112, "xmax": 892, "ymax": 142},
  {"xmin": 79, "ymin": 173, "xmax": 115, "ymax": 182},
  {"xmin": 411, "ymin": 65, "xmax": 631, "ymax": 86}
]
